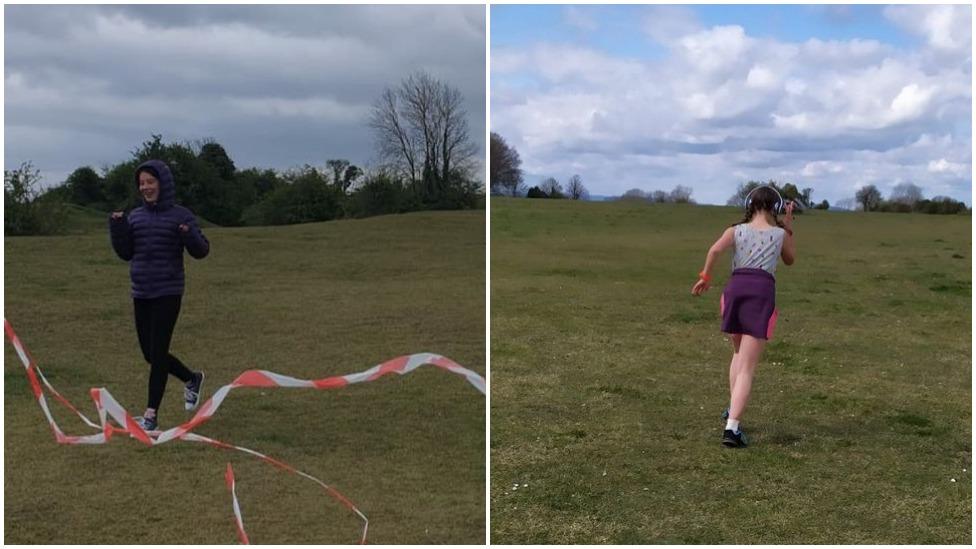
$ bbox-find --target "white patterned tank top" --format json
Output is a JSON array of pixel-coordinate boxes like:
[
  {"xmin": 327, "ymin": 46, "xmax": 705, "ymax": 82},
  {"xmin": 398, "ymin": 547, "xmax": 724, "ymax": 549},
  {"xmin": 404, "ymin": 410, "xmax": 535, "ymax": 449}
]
[{"xmin": 732, "ymin": 224, "xmax": 786, "ymax": 276}]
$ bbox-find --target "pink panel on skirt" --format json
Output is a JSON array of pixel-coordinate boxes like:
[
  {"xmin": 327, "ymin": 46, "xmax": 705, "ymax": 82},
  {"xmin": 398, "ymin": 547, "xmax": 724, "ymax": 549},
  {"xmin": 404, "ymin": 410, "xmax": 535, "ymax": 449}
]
[{"xmin": 766, "ymin": 308, "xmax": 778, "ymax": 340}]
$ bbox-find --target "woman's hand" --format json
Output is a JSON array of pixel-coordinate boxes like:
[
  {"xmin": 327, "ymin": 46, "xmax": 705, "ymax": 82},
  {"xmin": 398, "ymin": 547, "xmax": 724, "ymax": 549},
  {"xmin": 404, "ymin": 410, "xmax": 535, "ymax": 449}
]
[
  {"xmin": 691, "ymin": 278, "xmax": 710, "ymax": 296},
  {"xmin": 783, "ymin": 201, "xmax": 795, "ymax": 231},
  {"xmin": 111, "ymin": 211, "xmax": 125, "ymax": 220}
]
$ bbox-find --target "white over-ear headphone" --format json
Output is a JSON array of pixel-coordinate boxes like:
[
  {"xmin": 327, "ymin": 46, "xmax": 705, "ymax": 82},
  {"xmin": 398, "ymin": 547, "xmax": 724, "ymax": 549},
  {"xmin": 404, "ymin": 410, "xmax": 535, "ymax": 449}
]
[{"xmin": 745, "ymin": 185, "xmax": 785, "ymax": 215}]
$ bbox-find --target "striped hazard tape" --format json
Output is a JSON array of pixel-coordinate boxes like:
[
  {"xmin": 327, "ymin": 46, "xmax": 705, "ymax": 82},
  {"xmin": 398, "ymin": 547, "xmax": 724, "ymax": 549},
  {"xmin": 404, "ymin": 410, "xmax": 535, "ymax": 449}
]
[{"xmin": 4, "ymin": 318, "xmax": 485, "ymax": 543}]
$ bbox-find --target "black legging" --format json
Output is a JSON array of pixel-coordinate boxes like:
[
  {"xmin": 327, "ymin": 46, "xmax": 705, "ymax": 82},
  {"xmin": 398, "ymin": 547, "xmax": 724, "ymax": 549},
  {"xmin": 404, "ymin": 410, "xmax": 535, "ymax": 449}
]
[{"xmin": 134, "ymin": 295, "xmax": 194, "ymax": 410}]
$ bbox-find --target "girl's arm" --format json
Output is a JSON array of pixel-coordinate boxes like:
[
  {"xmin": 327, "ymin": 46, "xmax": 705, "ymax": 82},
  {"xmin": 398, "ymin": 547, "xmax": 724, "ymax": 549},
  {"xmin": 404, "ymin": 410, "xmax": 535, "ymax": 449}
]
[
  {"xmin": 701, "ymin": 226, "xmax": 735, "ymax": 279},
  {"xmin": 781, "ymin": 202, "xmax": 796, "ymax": 265},
  {"xmin": 692, "ymin": 226, "xmax": 735, "ymax": 295},
  {"xmin": 108, "ymin": 212, "xmax": 134, "ymax": 261},
  {"xmin": 781, "ymin": 231, "xmax": 795, "ymax": 265},
  {"xmin": 179, "ymin": 215, "xmax": 210, "ymax": 259}
]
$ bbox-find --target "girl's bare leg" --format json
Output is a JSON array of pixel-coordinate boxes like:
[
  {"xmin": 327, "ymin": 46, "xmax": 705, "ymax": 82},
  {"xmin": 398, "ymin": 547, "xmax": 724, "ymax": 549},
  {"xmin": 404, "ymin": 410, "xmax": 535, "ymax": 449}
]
[
  {"xmin": 729, "ymin": 334, "xmax": 766, "ymax": 422},
  {"xmin": 728, "ymin": 334, "xmax": 742, "ymax": 405}
]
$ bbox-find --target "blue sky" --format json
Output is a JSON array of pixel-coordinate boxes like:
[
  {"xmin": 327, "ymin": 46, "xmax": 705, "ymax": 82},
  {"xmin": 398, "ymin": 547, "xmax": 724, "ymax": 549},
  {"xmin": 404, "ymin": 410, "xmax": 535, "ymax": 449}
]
[
  {"xmin": 493, "ymin": 5, "xmax": 911, "ymax": 55},
  {"xmin": 491, "ymin": 4, "xmax": 971, "ymax": 206}
]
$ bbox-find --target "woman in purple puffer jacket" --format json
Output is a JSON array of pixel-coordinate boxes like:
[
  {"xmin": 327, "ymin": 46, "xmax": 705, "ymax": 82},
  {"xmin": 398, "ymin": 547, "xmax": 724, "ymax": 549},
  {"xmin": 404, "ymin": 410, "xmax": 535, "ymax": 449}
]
[{"xmin": 109, "ymin": 159, "xmax": 210, "ymax": 431}]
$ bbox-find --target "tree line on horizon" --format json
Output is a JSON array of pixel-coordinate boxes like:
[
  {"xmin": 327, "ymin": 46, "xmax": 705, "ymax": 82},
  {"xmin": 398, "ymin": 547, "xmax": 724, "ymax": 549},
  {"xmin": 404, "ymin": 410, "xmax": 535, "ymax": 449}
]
[
  {"xmin": 489, "ymin": 131, "xmax": 968, "ymax": 214},
  {"xmin": 846, "ymin": 183, "xmax": 968, "ymax": 214},
  {"xmin": 5, "ymin": 72, "xmax": 483, "ymax": 236},
  {"xmin": 490, "ymin": 133, "xmax": 588, "ymax": 200}
]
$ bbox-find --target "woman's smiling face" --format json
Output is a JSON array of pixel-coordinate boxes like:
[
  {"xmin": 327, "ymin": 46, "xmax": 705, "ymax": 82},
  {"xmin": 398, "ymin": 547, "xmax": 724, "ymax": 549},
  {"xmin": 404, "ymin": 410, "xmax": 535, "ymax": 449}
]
[{"xmin": 138, "ymin": 171, "xmax": 160, "ymax": 204}]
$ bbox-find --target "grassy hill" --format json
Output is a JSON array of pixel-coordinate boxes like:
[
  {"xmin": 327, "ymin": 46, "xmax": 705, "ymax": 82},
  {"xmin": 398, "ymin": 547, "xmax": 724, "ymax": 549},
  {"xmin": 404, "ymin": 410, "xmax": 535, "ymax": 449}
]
[
  {"xmin": 490, "ymin": 198, "xmax": 970, "ymax": 543},
  {"xmin": 4, "ymin": 210, "xmax": 485, "ymax": 543}
]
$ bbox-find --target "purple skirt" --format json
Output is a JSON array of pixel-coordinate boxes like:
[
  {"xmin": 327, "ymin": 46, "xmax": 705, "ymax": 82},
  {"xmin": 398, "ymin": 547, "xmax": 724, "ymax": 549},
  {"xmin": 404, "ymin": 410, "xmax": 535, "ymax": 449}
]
[{"xmin": 720, "ymin": 268, "xmax": 778, "ymax": 340}]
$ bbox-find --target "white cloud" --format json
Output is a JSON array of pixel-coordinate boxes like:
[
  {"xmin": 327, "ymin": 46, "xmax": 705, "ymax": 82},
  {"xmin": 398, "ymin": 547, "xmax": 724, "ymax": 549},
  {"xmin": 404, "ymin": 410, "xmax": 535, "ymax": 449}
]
[
  {"xmin": 771, "ymin": 57, "xmax": 954, "ymax": 134},
  {"xmin": 889, "ymin": 83, "xmax": 935, "ymax": 122},
  {"xmin": 801, "ymin": 161, "xmax": 845, "ymax": 177},
  {"xmin": 642, "ymin": 5, "xmax": 701, "ymax": 45},
  {"xmin": 676, "ymin": 25, "xmax": 753, "ymax": 76},
  {"xmin": 800, "ymin": 38, "xmax": 889, "ymax": 64},
  {"xmin": 928, "ymin": 158, "xmax": 967, "ymax": 176},
  {"xmin": 564, "ymin": 6, "xmax": 598, "ymax": 33},
  {"xmin": 492, "ymin": 10, "xmax": 971, "ymax": 205},
  {"xmin": 503, "ymin": 92, "xmax": 611, "ymax": 150},
  {"xmin": 884, "ymin": 4, "xmax": 972, "ymax": 53},
  {"xmin": 227, "ymin": 97, "xmax": 370, "ymax": 121},
  {"xmin": 746, "ymin": 65, "xmax": 778, "ymax": 89},
  {"xmin": 528, "ymin": 43, "xmax": 646, "ymax": 85},
  {"xmin": 491, "ymin": 50, "xmax": 530, "ymax": 74}
]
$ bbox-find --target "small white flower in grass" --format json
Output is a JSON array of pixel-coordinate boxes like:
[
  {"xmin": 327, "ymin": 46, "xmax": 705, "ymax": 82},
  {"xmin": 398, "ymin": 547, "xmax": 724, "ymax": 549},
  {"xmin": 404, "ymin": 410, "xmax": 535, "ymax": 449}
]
[{"xmin": 950, "ymin": 478, "xmax": 956, "ymax": 483}]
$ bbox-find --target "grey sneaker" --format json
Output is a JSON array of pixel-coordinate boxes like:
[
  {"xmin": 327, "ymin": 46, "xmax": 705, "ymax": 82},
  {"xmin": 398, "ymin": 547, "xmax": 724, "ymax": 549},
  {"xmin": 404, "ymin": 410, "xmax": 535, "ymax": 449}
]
[
  {"xmin": 185, "ymin": 371, "xmax": 205, "ymax": 411},
  {"xmin": 135, "ymin": 414, "xmax": 158, "ymax": 431}
]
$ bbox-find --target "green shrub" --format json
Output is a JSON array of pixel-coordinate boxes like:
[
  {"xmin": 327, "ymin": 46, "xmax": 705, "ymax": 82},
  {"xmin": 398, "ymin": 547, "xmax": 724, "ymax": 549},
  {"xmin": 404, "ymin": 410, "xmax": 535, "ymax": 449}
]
[
  {"xmin": 4, "ymin": 162, "xmax": 69, "ymax": 236},
  {"xmin": 345, "ymin": 172, "xmax": 407, "ymax": 218}
]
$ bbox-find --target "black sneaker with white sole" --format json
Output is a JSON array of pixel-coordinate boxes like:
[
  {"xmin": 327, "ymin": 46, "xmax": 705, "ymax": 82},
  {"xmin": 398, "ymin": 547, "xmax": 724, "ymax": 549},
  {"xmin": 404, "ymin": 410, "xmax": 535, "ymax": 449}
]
[
  {"xmin": 722, "ymin": 429, "xmax": 748, "ymax": 448},
  {"xmin": 185, "ymin": 371, "xmax": 205, "ymax": 411}
]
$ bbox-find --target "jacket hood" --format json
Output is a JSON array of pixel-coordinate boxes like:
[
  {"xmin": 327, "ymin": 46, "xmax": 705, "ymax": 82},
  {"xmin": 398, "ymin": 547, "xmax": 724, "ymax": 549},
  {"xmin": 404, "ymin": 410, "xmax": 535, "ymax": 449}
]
[{"xmin": 134, "ymin": 159, "xmax": 176, "ymax": 209}]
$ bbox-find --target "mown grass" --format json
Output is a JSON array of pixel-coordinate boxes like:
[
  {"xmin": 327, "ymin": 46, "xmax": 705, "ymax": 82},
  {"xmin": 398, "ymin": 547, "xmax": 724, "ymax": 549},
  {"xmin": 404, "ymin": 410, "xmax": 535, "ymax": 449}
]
[
  {"xmin": 490, "ymin": 198, "xmax": 970, "ymax": 544},
  {"xmin": 4, "ymin": 210, "xmax": 485, "ymax": 544}
]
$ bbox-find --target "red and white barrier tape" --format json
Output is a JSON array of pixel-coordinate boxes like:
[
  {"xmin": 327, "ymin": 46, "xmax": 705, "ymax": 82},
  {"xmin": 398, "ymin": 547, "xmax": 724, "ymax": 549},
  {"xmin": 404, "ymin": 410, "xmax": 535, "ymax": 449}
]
[{"xmin": 4, "ymin": 318, "xmax": 484, "ymax": 543}]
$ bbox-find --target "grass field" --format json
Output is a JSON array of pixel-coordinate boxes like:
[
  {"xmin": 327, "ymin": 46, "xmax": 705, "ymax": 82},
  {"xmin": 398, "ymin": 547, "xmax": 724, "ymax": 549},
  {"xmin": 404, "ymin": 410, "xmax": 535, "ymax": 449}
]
[
  {"xmin": 4, "ymin": 210, "xmax": 485, "ymax": 544},
  {"xmin": 490, "ymin": 197, "xmax": 970, "ymax": 544}
]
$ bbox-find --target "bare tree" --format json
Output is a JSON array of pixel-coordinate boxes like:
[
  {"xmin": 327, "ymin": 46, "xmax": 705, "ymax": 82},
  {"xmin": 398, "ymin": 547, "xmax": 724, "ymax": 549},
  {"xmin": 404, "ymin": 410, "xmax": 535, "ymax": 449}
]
[
  {"xmin": 890, "ymin": 182, "xmax": 924, "ymax": 206},
  {"xmin": 369, "ymin": 72, "xmax": 476, "ymax": 200},
  {"xmin": 434, "ymin": 81, "xmax": 476, "ymax": 189},
  {"xmin": 490, "ymin": 132, "xmax": 525, "ymax": 196},
  {"xmin": 669, "ymin": 185, "xmax": 694, "ymax": 203},
  {"xmin": 650, "ymin": 190, "xmax": 669, "ymax": 203},
  {"xmin": 835, "ymin": 197, "xmax": 856, "ymax": 211},
  {"xmin": 567, "ymin": 174, "xmax": 588, "ymax": 200},
  {"xmin": 370, "ymin": 88, "xmax": 417, "ymax": 185},
  {"xmin": 855, "ymin": 185, "xmax": 882, "ymax": 211},
  {"xmin": 801, "ymin": 187, "xmax": 814, "ymax": 206},
  {"xmin": 540, "ymin": 177, "xmax": 564, "ymax": 198}
]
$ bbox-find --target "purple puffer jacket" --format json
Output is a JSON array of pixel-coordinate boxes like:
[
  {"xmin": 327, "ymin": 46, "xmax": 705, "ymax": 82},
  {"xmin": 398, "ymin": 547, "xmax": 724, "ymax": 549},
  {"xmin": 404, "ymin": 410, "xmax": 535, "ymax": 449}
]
[{"xmin": 109, "ymin": 160, "xmax": 210, "ymax": 299}]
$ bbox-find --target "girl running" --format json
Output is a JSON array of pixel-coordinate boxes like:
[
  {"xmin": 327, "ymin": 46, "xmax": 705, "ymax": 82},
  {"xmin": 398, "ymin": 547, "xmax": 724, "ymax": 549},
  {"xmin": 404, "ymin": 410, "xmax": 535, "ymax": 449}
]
[
  {"xmin": 109, "ymin": 159, "xmax": 210, "ymax": 431},
  {"xmin": 691, "ymin": 186, "xmax": 796, "ymax": 448}
]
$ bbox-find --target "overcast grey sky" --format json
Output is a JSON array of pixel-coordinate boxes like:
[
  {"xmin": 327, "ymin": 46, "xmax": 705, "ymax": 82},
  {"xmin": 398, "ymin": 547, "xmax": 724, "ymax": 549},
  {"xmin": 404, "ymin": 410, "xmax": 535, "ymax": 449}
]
[{"xmin": 5, "ymin": 4, "xmax": 486, "ymax": 188}]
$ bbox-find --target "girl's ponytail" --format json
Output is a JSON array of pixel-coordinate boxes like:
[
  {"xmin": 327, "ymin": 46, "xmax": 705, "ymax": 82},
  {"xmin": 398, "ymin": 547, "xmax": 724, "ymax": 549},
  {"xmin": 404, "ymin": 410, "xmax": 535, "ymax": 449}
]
[{"xmin": 730, "ymin": 201, "xmax": 758, "ymax": 228}]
